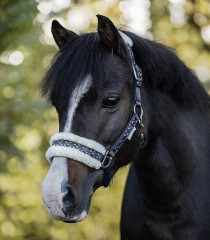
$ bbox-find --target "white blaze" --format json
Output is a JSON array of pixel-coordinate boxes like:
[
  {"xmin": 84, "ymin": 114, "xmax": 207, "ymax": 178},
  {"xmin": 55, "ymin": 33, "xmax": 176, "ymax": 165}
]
[
  {"xmin": 41, "ymin": 75, "xmax": 92, "ymax": 221},
  {"xmin": 41, "ymin": 157, "xmax": 68, "ymax": 220},
  {"xmin": 64, "ymin": 75, "xmax": 92, "ymax": 132}
]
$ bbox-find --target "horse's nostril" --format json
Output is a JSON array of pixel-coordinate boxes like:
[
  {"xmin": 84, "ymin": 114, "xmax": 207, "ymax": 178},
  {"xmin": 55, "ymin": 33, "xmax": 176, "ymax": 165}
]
[{"xmin": 62, "ymin": 183, "xmax": 77, "ymax": 216}]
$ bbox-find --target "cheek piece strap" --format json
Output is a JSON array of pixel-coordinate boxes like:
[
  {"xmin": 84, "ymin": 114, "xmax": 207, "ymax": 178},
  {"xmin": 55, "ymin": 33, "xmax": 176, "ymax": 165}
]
[{"xmin": 45, "ymin": 32, "xmax": 144, "ymax": 187}]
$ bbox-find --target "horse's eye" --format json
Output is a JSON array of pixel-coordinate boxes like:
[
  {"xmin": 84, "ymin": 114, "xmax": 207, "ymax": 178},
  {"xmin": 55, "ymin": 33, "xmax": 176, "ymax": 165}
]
[{"xmin": 102, "ymin": 96, "xmax": 120, "ymax": 108}]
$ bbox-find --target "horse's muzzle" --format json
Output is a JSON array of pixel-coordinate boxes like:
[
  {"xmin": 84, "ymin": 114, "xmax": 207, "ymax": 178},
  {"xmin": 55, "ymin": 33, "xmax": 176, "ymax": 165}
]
[{"xmin": 41, "ymin": 156, "xmax": 93, "ymax": 222}]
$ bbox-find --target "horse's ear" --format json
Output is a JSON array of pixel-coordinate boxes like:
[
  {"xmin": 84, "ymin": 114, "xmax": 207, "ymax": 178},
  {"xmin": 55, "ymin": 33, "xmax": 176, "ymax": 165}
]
[
  {"xmin": 96, "ymin": 15, "xmax": 122, "ymax": 52},
  {"xmin": 51, "ymin": 20, "xmax": 78, "ymax": 48}
]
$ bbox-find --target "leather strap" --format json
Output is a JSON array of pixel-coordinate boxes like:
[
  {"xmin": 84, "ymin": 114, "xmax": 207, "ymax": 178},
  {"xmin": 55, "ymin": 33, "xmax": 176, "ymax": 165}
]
[{"xmin": 102, "ymin": 44, "xmax": 144, "ymax": 186}]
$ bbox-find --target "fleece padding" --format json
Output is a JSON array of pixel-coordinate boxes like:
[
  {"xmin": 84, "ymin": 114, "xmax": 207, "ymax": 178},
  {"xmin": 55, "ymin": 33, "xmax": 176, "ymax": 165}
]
[
  {"xmin": 46, "ymin": 145, "xmax": 102, "ymax": 169},
  {"xmin": 46, "ymin": 132, "xmax": 106, "ymax": 169}
]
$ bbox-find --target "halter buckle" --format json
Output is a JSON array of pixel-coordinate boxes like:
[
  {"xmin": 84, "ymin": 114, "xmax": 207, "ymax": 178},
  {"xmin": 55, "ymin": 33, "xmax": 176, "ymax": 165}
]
[
  {"xmin": 101, "ymin": 151, "xmax": 112, "ymax": 169},
  {"xmin": 132, "ymin": 65, "xmax": 142, "ymax": 82},
  {"xmin": 134, "ymin": 104, "xmax": 144, "ymax": 128},
  {"xmin": 134, "ymin": 104, "xmax": 143, "ymax": 119}
]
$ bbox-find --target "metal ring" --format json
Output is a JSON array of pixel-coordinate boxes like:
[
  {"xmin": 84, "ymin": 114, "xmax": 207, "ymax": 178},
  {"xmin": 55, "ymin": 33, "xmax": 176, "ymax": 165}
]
[
  {"xmin": 101, "ymin": 152, "xmax": 112, "ymax": 169},
  {"xmin": 134, "ymin": 104, "xmax": 143, "ymax": 116},
  {"xmin": 134, "ymin": 104, "xmax": 143, "ymax": 125},
  {"xmin": 139, "ymin": 106, "xmax": 143, "ymax": 120}
]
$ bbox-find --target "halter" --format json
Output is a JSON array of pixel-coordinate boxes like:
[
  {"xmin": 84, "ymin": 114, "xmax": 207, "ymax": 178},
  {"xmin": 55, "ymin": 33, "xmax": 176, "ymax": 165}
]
[{"xmin": 46, "ymin": 32, "xmax": 144, "ymax": 187}]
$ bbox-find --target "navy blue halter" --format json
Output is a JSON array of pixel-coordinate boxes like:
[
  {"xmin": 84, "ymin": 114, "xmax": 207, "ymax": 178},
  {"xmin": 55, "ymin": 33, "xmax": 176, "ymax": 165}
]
[
  {"xmin": 101, "ymin": 44, "xmax": 144, "ymax": 186},
  {"xmin": 49, "ymin": 43, "xmax": 144, "ymax": 187}
]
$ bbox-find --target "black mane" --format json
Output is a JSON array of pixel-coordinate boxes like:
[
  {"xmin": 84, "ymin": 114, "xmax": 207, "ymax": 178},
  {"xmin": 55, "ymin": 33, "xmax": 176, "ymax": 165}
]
[
  {"xmin": 124, "ymin": 31, "xmax": 210, "ymax": 109},
  {"xmin": 41, "ymin": 30, "xmax": 210, "ymax": 110}
]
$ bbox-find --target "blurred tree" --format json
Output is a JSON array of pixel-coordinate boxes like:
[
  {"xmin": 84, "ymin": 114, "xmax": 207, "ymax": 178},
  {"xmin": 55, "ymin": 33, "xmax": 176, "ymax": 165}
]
[
  {"xmin": 186, "ymin": 0, "xmax": 210, "ymax": 50},
  {"xmin": 0, "ymin": 0, "xmax": 38, "ymax": 53},
  {"xmin": 150, "ymin": 0, "xmax": 210, "ymax": 87}
]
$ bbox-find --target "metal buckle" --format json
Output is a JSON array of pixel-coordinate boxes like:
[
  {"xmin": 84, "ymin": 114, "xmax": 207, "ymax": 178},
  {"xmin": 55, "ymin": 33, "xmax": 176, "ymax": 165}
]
[
  {"xmin": 101, "ymin": 151, "xmax": 112, "ymax": 169},
  {"xmin": 132, "ymin": 65, "xmax": 142, "ymax": 82},
  {"xmin": 134, "ymin": 104, "xmax": 143, "ymax": 119},
  {"xmin": 134, "ymin": 104, "xmax": 144, "ymax": 128}
]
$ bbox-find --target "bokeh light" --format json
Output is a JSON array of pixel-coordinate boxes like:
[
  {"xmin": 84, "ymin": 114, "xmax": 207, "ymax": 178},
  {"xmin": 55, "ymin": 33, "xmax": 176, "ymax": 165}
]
[
  {"xmin": 201, "ymin": 25, "xmax": 210, "ymax": 43},
  {"xmin": 37, "ymin": 1, "xmax": 52, "ymax": 15},
  {"xmin": 119, "ymin": 0, "xmax": 152, "ymax": 36},
  {"xmin": 8, "ymin": 51, "xmax": 24, "ymax": 66},
  {"xmin": 67, "ymin": 6, "xmax": 94, "ymax": 31},
  {"xmin": 195, "ymin": 66, "xmax": 210, "ymax": 82}
]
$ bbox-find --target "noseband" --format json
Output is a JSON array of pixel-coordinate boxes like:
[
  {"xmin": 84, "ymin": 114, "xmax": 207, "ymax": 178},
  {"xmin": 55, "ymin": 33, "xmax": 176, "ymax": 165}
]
[{"xmin": 46, "ymin": 32, "xmax": 144, "ymax": 187}]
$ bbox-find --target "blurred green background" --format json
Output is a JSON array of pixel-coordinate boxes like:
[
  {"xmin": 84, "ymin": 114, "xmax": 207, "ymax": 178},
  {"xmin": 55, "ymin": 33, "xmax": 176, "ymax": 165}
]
[{"xmin": 0, "ymin": 0, "xmax": 210, "ymax": 239}]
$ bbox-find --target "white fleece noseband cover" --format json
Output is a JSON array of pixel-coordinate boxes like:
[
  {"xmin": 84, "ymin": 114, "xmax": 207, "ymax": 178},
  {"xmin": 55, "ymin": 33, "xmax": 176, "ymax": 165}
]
[
  {"xmin": 46, "ymin": 33, "xmax": 135, "ymax": 170},
  {"xmin": 46, "ymin": 133, "xmax": 106, "ymax": 169}
]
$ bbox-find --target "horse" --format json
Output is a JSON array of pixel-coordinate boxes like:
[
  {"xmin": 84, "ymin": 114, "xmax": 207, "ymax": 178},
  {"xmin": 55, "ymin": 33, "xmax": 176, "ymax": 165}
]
[{"xmin": 41, "ymin": 15, "xmax": 210, "ymax": 239}]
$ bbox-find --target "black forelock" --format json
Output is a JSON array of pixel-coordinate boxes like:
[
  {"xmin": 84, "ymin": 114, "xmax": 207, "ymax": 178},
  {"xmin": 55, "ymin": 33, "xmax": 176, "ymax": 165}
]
[{"xmin": 41, "ymin": 32, "xmax": 115, "ymax": 109}]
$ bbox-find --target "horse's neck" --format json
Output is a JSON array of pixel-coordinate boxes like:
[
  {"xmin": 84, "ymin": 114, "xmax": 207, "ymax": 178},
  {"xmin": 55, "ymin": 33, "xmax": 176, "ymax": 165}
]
[{"xmin": 134, "ymin": 90, "xmax": 210, "ymax": 223}]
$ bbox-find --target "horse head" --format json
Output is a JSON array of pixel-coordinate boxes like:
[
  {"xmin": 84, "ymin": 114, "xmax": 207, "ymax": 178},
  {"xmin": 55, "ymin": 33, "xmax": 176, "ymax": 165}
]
[{"xmin": 41, "ymin": 15, "xmax": 146, "ymax": 222}]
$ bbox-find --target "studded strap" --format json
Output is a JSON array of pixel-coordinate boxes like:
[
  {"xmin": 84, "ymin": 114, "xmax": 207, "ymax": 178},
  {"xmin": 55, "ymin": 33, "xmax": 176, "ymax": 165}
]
[
  {"xmin": 102, "ymin": 43, "xmax": 144, "ymax": 186},
  {"xmin": 52, "ymin": 140, "xmax": 104, "ymax": 162}
]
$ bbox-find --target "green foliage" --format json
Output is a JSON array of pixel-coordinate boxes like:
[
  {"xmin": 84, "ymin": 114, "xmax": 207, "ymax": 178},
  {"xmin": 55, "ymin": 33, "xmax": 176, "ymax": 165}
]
[
  {"xmin": 0, "ymin": 0, "xmax": 209, "ymax": 239},
  {"xmin": 0, "ymin": 0, "xmax": 38, "ymax": 53}
]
